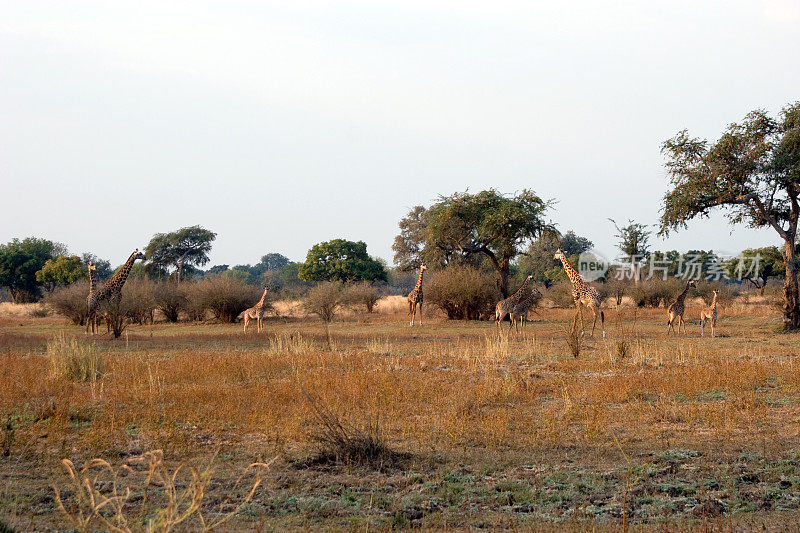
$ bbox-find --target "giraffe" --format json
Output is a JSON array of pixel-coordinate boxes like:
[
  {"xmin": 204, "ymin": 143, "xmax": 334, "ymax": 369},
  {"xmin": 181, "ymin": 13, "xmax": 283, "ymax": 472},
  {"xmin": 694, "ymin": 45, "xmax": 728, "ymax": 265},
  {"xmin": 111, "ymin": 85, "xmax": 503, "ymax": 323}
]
[
  {"xmin": 495, "ymin": 275, "xmax": 534, "ymax": 331},
  {"xmin": 666, "ymin": 280, "xmax": 697, "ymax": 334},
  {"xmin": 87, "ymin": 249, "xmax": 146, "ymax": 335},
  {"xmin": 407, "ymin": 263, "xmax": 427, "ymax": 326},
  {"xmin": 243, "ymin": 286, "xmax": 269, "ymax": 333},
  {"xmin": 554, "ymin": 249, "xmax": 605, "ymax": 337},
  {"xmin": 510, "ymin": 287, "xmax": 542, "ymax": 333},
  {"xmin": 700, "ymin": 289, "xmax": 718, "ymax": 337},
  {"xmin": 85, "ymin": 262, "xmax": 99, "ymax": 335}
]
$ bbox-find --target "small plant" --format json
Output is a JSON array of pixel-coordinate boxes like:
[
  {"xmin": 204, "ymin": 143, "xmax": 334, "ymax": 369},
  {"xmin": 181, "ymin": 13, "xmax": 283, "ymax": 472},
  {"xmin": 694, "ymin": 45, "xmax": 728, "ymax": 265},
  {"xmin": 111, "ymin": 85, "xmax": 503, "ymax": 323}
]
[
  {"xmin": 303, "ymin": 281, "xmax": 342, "ymax": 323},
  {"xmin": 1, "ymin": 416, "xmax": 13, "ymax": 457},
  {"xmin": 300, "ymin": 386, "xmax": 405, "ymax": 471},
  {"xmin": 565, "ymin": 326, "xmax": 582, "ymax": 358},
  {"xmin": 53, "ymin": 449, "xmax": 273, "ymax": 533},
  {"xmin": 426, "ymin": 265, "xmax": 500, "ymax": 320},
  {"xmin": 46, "ymin": 333, "xmax": 103, "ymax": 382},
  {"xmin": 188, "ymin": 276, "xmax": 264, "ymax": 323},
  {"xmin": 342, "ymin": 282, "xmax": 381, "ymax": 313}
]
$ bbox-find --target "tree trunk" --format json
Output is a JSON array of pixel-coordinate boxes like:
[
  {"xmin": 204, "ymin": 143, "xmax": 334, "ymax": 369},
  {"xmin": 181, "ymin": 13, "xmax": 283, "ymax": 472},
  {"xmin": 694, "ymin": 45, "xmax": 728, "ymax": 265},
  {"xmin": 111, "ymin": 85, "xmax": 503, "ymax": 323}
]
[
  {"xmin": 782, "ymin": 237, "xmax": 800, "ymax": 330},
  {"xmin": 498, "ymin": 266, "xmax": 509, "ymax": 298}
]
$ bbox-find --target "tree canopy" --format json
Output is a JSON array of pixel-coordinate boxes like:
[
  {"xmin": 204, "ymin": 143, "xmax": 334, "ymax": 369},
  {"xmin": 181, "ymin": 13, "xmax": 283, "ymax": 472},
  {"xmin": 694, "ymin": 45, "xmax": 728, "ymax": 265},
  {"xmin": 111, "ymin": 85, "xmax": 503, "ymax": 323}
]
[
  {"xmin": 36, "ymin": 255, "xmax": 86, "ymax": 292},
  {"xmin": 299, "ymin": 239, "xmax": 387, "ymax": 283},
  {"xmin": 0, "ymin": 237, "xmax": 66, "ymax": 302},
  {"xmin": 394, "ymin": 189, "xmax": 554, "ymax": 296},
  {"xmin": 659, "ymin": 102, "xmax": 800, "ymax": 328},
  {"xmin": 145, "ymin": 225, "xmax": 216, "ymax": 282}
]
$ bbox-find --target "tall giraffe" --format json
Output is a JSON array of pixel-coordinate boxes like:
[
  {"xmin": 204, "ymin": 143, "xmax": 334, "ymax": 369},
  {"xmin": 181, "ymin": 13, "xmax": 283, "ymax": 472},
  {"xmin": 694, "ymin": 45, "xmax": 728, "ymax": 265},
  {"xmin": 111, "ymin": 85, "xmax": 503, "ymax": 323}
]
[
  {"xmin": 700, "ymin": 289, "xmax": 718, "ymax": 337},
  {"xmin": 554, "ymin": 249, "xmax": 605, "ymax": 337},
  {"xmin": 407, "ymin": 263, "xmax": 427, "ymax": 326},
  {"xmin": 243, "ymin": 286, "xmax": 269, "ymax": 333},
  {"xmin": 666, "ymin": 280, "xmax": 697, "ymax": 334},
  {"xmin": 495, "ymin": 275, "xmax": 534, "ymax": 331},
  {"xmin": 85, "ymin": 262, "xmax": 99, "ymax": 335},
  {"xmin": 87, "ymin": 249, "xmax": 145, "ymax": 335}
]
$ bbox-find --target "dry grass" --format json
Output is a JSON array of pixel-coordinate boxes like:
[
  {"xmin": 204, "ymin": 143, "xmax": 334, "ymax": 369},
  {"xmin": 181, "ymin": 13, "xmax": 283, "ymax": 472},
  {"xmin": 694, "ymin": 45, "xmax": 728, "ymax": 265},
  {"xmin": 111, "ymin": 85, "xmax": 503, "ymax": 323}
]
[
  {"xmin": 0, "ymin": 302, "xmax": 50, "ymax": 319},
  {"xmin": 2, "ymin": 298, "xmax": 800, "ymax": 529}
]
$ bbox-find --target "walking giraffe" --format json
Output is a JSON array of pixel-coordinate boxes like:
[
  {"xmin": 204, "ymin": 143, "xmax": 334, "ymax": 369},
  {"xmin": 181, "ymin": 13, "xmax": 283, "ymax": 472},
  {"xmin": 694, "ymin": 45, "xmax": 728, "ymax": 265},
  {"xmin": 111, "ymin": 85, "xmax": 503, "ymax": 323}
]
[
  {"xmin": 495, "ymin": 275, "xmax": 534, "ymax": 331},
  {"xmin": 87, "ymin": 249, "xmax": 146, "ymax": 335},
  {"xmin": 407, "ymin": 263, "xmax": 427, "ymax": 326},
  {"xmin": 666, "ymin": 280, "xmax": 697, "ymax": 334},
  {"xmin": 700, "ymin": 289, "xmax": 718, "ymax": 337},
  {"xmin": 243, "ymin": 286, "xmax": 269, "ymax": 333},
  {"xmin": 554, "ymin": 249, "xmax": 605, "ymax": 337},
  {"xmin": 510, "ymin": 288, "xmax": 542, "ymax": 333}
]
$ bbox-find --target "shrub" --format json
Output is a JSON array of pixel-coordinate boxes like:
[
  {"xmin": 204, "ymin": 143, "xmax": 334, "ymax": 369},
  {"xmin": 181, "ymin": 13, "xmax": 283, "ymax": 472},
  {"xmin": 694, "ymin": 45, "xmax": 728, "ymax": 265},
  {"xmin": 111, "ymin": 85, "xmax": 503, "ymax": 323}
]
[
  {"xmin": 190, "ymin": 276, "xmax": 263, "ymax": 323},
  {"xmin": 122, "ymin": 278, "xmax": 156, "ymax": 325},
  {"xmin": 343, "ymin": 282, "xmax": 381, "ymax": 313},
  {"xmin": 304, "ymin": 281, "xmax": 343, "ymax": 323},
  {"xmin": 46, "ymin": 333, "xmax": 103, "ymax": 381},
  {"xmin": 546, "ymin": 280, "xmax": 575, "ymax": 308},
  {"xmin": 629, "ymin": 278, "xmax": 683, "ymax": 308},
  {"xmin": 426, "ymin": 265, "xmax": 500, "ymax": 320},
  {"xmin": 47, "ymin": 281, "xmax": 90, "ymax": 325},
  {"xmin": 154, "ymin": 281, "xmax": 188, "ymax": 322},
  {"xmin": 605, "ymin": 277, "xmax": 628, "ymax": 306}
]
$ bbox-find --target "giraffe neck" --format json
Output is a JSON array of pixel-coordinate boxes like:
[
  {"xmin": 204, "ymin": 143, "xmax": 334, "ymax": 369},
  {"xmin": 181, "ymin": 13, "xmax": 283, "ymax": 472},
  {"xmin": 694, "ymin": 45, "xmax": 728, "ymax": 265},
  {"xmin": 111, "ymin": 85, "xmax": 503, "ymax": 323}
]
[
  {"xmin": 511, "ymin": 277, "xmax": 532, "ymax": 303},
  {"xmin": 256, "ymin": 288, "xmax": 268, "ymax": 307},
  {"xmin": 559, "ymin": 256, "xmax": 585, "ymax": 288},
  {"xmin": 676, "ymin": 284, "xmax": 692, "ymax": 304},
  {"xmin": 413, "ymin": 268, "xmax": 424, "ymax": 291},
  {"xmin": 101, "ymin": 252, "xmax": 138, "ymax": 295},
  {"xmin": 710, "ymin": 293, "xmax": 717, "ymax": 308},
  {"xmin": 88, "ymin": 268, "xmax": 98, "ymax": 295}
]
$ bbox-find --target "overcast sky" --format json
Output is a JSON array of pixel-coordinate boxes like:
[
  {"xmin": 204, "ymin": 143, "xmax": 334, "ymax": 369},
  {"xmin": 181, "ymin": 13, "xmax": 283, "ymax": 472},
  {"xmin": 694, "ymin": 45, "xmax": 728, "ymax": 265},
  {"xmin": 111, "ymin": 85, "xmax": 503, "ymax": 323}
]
[{"xmin": 1, "ymin": 1, "xmax": 798, "ymax": 268}]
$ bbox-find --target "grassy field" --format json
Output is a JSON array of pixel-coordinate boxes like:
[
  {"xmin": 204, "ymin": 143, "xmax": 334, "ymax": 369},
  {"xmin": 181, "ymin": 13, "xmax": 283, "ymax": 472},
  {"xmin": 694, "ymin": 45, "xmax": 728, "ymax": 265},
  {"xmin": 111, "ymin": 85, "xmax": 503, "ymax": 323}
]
[{"xmin": 2, "ymin": 298, "xmax": 800, "ymax": 531}]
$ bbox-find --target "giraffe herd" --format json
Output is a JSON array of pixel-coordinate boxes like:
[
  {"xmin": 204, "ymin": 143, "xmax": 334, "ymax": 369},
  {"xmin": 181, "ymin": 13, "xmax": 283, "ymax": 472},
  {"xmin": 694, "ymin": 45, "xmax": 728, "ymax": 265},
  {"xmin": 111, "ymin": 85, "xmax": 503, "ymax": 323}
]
[{"xmin": 84, "ymin": 248, "xmax": 723, "ymax": 339}]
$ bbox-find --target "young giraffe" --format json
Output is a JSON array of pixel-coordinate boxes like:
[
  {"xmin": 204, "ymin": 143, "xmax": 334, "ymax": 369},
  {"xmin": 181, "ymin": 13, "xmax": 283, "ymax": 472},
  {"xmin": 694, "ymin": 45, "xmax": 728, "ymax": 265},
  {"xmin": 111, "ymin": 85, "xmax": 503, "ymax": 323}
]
[
  {"xmin": 85, "ymin": 262, "xmax": 100, "ymax": 335},
  {"xmin": 87, "ymin": 249, "xmax": 146, "ymax": 335},
  {"xmin": 666, "ymin": 280, "xmax": 697, "ymax": 335},
  {"xmin": 243, "ymin": 286, "xmax": 269, "ymax": 333},
  {"xmin": 509, "ymin": 287, "xmax": 542, "ymax": 333},
  {"xmin": 407, "ymin": 263, "xmax": 427, "ymax": 326},
  {"xmin": 554, "ymin": 249, "xmax": 605, "ymax": 337},
  {"xmin": 700, "ymin": 289, "xmax": 718, "ymax": 337},
  {"xmin": 495, "ymin": 275, "xmax": 534, "ymax": 331}
]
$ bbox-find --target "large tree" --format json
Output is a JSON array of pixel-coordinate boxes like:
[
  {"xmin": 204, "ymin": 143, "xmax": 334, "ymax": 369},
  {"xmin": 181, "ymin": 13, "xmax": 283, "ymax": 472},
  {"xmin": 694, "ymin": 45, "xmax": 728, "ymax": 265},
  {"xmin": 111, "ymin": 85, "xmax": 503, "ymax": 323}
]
[
  {"xmin": 299, "ymin": 239, "xmax": 387, "ymax": 283},
  {"xmin": 395, "ymin": 189, "xmax": 554, "ymax": 297},
  {"xmin": 610, "ymin": 219, "xmax": 652, "ymax": 283},
  {"xmin": 145, "ymin": 225, "xmax": 216, "ymax": 282},
  {"xmin": 515, "ymin": 230, "xmax": 592, "ymax": 287},
  {"xmin": 0, "ymin": 237, "xmax": 66, "ymax": 302},
  {"xmin": 35, "ymin": 255, "xmax": 86, "ymax": 293},
  {"xmin": 659, "ymin": 103, "xmax": 800, "ymax": 329}
]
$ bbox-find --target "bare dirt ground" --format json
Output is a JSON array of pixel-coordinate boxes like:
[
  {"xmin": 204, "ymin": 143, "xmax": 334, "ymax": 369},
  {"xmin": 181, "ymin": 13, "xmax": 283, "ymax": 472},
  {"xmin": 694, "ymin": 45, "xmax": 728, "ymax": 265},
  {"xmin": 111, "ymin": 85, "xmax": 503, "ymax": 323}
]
[{"xmin": 1, "ymin": 298, "xmax": 800, "ymax": 531}]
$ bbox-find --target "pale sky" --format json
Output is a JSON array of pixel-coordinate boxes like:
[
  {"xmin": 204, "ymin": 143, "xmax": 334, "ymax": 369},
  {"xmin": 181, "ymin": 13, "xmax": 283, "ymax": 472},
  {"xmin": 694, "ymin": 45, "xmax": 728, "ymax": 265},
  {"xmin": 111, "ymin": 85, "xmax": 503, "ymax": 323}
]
[{"xmin": 1, "ymin": 1, "xmax": 798, "ymax": 268}]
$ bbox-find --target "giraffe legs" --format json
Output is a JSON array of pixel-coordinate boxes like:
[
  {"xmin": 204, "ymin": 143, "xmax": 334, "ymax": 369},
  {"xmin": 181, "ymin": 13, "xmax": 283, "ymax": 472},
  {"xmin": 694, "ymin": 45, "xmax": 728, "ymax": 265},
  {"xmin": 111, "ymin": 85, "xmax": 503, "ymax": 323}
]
[{"xmin": 243, "ymin": 314, "xmax": 250, "ymax": 333}]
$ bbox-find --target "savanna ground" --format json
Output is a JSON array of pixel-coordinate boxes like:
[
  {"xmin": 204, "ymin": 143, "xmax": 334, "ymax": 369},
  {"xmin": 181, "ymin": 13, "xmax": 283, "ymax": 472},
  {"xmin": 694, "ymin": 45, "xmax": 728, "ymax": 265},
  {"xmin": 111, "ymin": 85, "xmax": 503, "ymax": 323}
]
[{"xmin": 2, "ymin": 295, "xmax": 800, "ymax": 531}]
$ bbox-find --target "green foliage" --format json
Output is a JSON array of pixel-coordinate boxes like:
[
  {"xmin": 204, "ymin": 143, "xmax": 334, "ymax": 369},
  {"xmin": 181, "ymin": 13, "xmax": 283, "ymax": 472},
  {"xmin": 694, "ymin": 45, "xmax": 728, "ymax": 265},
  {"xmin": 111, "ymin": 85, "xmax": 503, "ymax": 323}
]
[
  {"xmin": 394, "ymin": 190, "xmax": 554, "ymax": 297},
  {"xmin": 515, "ymin": 231, "xmax": 591, "ymax": 286},
  {"xmin": 299, "ymin": 240, "xmax": 387, "ymax": 283},
  {"xmin": 609, "ymin": 219, "xmax": 651, "ymax": 259},
  {"xmin": 206, "ymin": 264, "xmax": 229, "ymax": 276},
  {"xmin": 256, "ymin": 253, "xmax": 291, "ymax": 273},
  {"xmin": 35, "ymin": 255, "xmax": 86, "ymax": 292},
  {"xmin": 426, "ymin": 265, "xmax": 501, "ymax": 320},
  {"xmin": 145, "ymin": 225, "xmax": 216, "ymax": 282},
  {"xmin": 659, "ymin": 102, "xmax": 800, "ymax": 328},
  {"xmin": 0, "ymin": 237, "xmax": 65, "ymax": 302},
  {"xmin": 81, "ymin": 253, "xmax": 113, "ymax": 279}
]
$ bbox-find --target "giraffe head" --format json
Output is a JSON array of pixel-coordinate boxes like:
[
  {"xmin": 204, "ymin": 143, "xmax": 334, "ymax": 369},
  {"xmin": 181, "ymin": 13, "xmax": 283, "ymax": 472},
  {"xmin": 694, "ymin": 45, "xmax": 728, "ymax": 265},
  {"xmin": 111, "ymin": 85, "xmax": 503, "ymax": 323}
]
[
  {"xmin": 420, "ymin": 263, "xmax": 427, "ymax": 272},
  {"xmin": 87, "ymin": 262, "xmax": 97, "ymax": 272},
  {"xmin": 553, "ymin": 249, "xmax": 567, "ymax": 261},
  {"xmin": 687, "ymin": 280, "xmax": 697, "ymax": 288},
  {"xmin": 133, "ymin": 249, "xmax": 146, "ymax": 261}
]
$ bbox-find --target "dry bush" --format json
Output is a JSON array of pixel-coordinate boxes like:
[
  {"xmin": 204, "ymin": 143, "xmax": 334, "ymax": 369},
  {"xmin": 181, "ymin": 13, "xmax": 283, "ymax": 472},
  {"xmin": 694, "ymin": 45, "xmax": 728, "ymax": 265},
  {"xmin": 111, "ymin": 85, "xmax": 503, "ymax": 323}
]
[
  {"xmin": 426, "ymin": 265, "xmax": 500, "ymax": 320},
  {"xmin": 54, "ymin": 450, "xmax": 272, "ymax": 533},
  {"xmin": 47, "ymin": 333, "xmax": 103, "ymax": 382},
  {"xmin": 304, "ymin": 281, "xmax": 343, "ymax": 323},
  {"xmin": 546, "ymin": 280, "xmax": 575, "ymax": 308},
  {"xmin": 46, "ymin": 282, "xmax": 90, "ymax": 325},
  {"xmin": 628, "ymin": 278, "xmax": 683, "ymax": 308},
  {"xmin": 565, "ymin": 327, "xmax": 582, "ymax": 358},
  {"xmin": 154, "ymin": 281, "xmax": 188, "ymax": 323},
  {"xmin": 694, "ymin": 281, "xmax": 739, "ymax": 306},
  {"xmin": 189, "ymin": 276, "xmax": 263, "ymax": 323},
  {"xmin": 342, "ymin": 282, "xmax": 381, "ymax": 313},
  {"xmin": 123, "ymin": 278, "xmax": 157, "ymax": 325}
]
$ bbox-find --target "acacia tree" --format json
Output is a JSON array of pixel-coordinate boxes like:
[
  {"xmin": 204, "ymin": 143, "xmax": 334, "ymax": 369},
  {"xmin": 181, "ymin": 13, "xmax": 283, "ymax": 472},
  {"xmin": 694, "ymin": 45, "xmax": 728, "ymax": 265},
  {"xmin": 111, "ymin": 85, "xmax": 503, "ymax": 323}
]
[
  {"xmin": 145, "ymin": 225, "xmax": 216, "ymax": 282},
  {"xmin": 397, "ymin": 189, "xmax": 553, "ymax": 297},
  {"xmin": 659, "ymin": 103, "xmax": 800, "ymax": 329}
]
